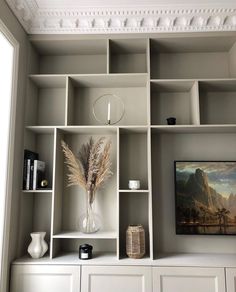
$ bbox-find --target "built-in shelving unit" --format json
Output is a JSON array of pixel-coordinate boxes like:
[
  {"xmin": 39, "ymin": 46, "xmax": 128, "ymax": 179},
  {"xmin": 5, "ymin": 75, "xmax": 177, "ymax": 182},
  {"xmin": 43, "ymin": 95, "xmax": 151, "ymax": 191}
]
[{"xmin": 18, "ymin": 33, "xmax": 236, "ymax": 264}]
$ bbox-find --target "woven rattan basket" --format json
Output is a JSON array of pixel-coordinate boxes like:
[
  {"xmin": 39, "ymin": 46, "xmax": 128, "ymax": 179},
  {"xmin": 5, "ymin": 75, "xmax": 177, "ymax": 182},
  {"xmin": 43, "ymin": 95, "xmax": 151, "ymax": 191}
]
[{"xmin": 126, "ymin": 224, "xmax": 145, "ymax": 259}]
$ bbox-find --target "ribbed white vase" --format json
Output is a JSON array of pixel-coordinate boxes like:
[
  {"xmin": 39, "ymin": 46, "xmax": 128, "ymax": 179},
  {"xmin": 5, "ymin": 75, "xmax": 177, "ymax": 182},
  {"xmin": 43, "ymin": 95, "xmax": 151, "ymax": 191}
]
[{"xmin": 27, "ymin": 232, "xmax": 48, "ymax": 259}]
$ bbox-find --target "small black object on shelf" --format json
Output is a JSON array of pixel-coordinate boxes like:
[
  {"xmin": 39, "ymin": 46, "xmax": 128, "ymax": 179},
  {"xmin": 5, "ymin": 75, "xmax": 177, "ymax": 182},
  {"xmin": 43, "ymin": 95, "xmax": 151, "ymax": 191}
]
[
  {"xmin": 166, "ymin": 117, "xmax": 176, "ymax": 125},
  {"xmin": 79, "ymin": 244, "xmax": 93, "ymax": 260}
]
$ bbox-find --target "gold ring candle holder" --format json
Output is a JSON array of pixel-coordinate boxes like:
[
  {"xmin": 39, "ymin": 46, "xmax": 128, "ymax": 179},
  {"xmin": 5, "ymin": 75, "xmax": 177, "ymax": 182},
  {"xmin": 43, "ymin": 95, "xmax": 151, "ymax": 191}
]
[{"xmin": 93, "ymin": 93, "xmax": 125, "ymax": 125}]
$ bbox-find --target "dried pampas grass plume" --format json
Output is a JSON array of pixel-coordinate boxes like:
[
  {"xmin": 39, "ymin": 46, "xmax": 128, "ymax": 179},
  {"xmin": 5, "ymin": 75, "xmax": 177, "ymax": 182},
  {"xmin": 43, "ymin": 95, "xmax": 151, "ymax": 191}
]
[{"xmin": 61, "ymin": 137, "xmax": 113, "ymax": 203}]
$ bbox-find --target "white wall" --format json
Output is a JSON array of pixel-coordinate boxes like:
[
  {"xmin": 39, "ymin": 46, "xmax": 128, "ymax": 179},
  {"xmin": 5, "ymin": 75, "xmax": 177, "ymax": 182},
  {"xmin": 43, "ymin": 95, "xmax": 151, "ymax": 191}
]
[
  {"xmin": 0, "ymin": 27, "xmax": 14, "ymax": 276},
  {"xmin": 0, "ymin": 1, "xmax": 29, "ymax": 291}
]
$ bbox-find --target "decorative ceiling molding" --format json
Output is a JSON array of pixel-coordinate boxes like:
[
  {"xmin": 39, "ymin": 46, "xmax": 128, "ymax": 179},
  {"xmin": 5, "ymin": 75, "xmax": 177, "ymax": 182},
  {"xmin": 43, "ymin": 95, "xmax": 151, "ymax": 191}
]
[{"xmin": 6, "ymin": 0, "xmax": 236, "ymax": 34}]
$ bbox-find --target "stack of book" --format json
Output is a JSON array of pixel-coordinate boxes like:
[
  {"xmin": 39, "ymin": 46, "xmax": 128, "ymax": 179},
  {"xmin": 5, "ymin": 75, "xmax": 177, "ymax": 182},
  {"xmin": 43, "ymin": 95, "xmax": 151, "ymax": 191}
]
[{"xmin": 23, "ymin": 149, "xmax": 46, "ymax": 190}]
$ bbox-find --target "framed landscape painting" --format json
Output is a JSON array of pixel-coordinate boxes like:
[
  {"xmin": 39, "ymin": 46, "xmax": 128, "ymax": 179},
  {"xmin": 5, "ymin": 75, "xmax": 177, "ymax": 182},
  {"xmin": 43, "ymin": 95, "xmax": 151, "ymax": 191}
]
[{"xmin": 175, "ymin": 161, "xmax": 236, "ymax": 235}]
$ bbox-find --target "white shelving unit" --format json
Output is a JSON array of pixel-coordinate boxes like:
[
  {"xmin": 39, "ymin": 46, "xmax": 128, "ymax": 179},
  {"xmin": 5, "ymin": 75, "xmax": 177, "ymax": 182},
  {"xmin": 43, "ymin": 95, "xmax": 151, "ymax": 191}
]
[{"xmin": 18, "ymin": 33, "xmax": 236, "ymax": 263}]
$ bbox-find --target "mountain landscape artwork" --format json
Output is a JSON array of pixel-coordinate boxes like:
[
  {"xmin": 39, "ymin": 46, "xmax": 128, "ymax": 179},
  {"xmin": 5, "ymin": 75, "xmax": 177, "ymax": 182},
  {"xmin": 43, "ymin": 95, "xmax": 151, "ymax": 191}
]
[{"xmin": 175, "ymin": 161, "xmax": 236, "ymax": 235}]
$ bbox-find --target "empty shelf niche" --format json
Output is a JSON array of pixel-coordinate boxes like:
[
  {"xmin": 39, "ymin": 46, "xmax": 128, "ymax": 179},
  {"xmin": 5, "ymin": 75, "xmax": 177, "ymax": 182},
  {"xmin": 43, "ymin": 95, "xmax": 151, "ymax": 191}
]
[
  {"xmin": 29, "ymin": 39, "xmax": 107, "ymax": 74},
  {"xmin": 26, "ymin": 75, "xmax": 67, "ymax": 126},
  {"xmin": 150, "ymin": 36, "xmax": 236, "ymax": 79},
  {"xmin": 199, "ymin": 80, "xmax": 236, "ymax": 125},
  {"xmin": 109, "ymin": 39, "xmax": 147, "ymax": 74}
]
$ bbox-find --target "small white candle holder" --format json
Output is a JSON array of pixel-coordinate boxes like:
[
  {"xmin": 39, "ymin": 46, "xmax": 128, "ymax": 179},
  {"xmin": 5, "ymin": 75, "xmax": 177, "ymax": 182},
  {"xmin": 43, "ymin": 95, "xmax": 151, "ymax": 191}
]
[{"xmin": 128, "ymin": 180, "xmax": 140, "ymax": 190}]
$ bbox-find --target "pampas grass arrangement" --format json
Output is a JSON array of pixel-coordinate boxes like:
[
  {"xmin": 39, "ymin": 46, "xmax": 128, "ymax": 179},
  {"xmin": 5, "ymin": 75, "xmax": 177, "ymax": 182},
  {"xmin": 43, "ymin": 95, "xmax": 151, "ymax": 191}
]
[{"xmin": 61, "ymin": 137, "xmax": 112, "ymax": 204}]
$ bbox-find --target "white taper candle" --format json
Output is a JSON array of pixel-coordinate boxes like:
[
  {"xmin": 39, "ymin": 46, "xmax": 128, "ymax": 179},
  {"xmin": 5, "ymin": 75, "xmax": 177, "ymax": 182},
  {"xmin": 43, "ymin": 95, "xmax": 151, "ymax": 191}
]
[{"xmin": 107, "ymin": 101, "xmax": 111, "ymax": 124}]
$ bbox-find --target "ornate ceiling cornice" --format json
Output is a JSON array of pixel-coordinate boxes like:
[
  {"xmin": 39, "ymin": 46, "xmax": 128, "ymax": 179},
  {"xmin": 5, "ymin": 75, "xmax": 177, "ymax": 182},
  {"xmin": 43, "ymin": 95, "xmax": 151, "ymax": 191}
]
[{"xmin": 6, "ymin": 0, "xmax": 236, "ymax": 34}]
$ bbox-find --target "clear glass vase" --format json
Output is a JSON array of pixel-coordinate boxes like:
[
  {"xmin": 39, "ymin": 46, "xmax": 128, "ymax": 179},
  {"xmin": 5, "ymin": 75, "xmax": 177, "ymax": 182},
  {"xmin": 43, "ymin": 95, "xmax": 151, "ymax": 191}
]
[{"xmin": 78, "ymin": 190, "xmax": 101, "ymax": 233}]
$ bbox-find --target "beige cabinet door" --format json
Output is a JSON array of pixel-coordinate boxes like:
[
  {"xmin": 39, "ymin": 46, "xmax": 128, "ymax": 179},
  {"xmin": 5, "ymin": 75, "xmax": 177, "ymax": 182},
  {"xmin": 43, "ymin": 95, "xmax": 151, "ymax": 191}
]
[
  {"xmin": 81, "ymin": 265, "xmax": 152, "ymax": 292},
  {"xmin": 10, "ymin": 264, "xmax": 80, "ymax": 292},
  {"xmin": 226, "ymin": 268, "xmax": 236, "ymax": 292},
  {"xmin": 153, "ymin": 267, "xmax": 226, "ymax": 292}
]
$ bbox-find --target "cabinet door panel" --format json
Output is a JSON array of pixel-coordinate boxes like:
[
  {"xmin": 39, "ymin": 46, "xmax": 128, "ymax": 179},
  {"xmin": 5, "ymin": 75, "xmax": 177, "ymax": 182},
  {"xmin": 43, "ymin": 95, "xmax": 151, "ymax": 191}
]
[
  {"xmin": 10, "ymin": 265, "xmax": 80, "ymax": 292},
  {"xmin": 81, "ymin": 266, "xmax": 152, "ymax": 292},
  {"xmin": 226, "ymin": 268, "xmax": 236, "ymax": 292},
  {"xmin": 153, "ymin": 267, "xmax": 225, "ymax": 292}
]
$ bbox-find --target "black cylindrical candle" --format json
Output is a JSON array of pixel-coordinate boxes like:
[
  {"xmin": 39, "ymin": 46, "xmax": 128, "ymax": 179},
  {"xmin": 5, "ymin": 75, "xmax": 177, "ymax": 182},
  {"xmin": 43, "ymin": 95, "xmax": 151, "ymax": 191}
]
[{"xmin": 79, "ymin": 244, "xmax": 93, "ymax": 260}]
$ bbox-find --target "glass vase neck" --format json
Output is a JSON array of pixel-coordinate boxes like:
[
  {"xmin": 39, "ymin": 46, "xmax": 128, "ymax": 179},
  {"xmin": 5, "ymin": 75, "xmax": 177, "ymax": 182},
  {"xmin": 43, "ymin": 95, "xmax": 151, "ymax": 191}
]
[
  {"xmin": 78, "ymin": 189, "xmax": 101, "ymax": 234},
  {"xmin": 87, "ymin": 189, "xmax": 95, "ymax": 205}
]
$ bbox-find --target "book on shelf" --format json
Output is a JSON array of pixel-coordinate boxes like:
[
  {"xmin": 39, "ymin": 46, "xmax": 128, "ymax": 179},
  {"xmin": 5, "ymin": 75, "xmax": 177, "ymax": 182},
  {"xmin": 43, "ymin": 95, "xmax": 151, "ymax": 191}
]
[
  {"xmin": 26, "ymin": 159, "xmax": 31, "ymax": 190},
  {"xmin": 23, "ymin": 149, "xmax": 39, "ymax": 190},
  {"xmin": 33, "ymin": 160, "xmax": 46, "ymax": 190}
]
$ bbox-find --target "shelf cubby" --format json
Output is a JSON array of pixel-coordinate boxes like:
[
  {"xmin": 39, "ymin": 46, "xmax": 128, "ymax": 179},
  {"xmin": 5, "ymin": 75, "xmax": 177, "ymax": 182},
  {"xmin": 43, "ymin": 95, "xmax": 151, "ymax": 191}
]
[
  {"xmin": 119, "ymin": 192, "xmax": 150, "ymax": 258},
  {"xmin": 52, "ymin": 238, "xmax": 117, "ymax": 258},
  {"xmin": 26, "ymin": 75, "xmax": 67, "ymax": 126},
  {"xmin": 150, "ymin": 36, "xmax": 236, "ymax": 79},
  {"xmin": 109, "ymin": 39, "xmax": 147, "ymax": 74},
  {"xmin": 151, "ymin": 80, "xmax": 199, "ymax": 125},
  {"xmin": 66, "ymin": 75, "xmax": 148, "ymax": 126},
  {"xmin": 18, "ymin": 192, "xmax": 52, "ymax": 257},
  {"xmin": 119, "ymin": 128, "xmax": 148, "ymax": 190},
  {"xmin": 30, "ymin": 39, "xmax": 107, "ymax": 75},
  {"xmin": 151, "ymin": 131, "xmax": 236, "ymax": 257},
  {"xmin": 24, "ymin": 129, "xmax": 55, "ymax": 189},
  {"xmin": 199, "ymin": 80, "xmax": 236, "ymax": 124},
  {"xmin": 51, "ymin": 129, "xmax": 118, "ymax": 247}
]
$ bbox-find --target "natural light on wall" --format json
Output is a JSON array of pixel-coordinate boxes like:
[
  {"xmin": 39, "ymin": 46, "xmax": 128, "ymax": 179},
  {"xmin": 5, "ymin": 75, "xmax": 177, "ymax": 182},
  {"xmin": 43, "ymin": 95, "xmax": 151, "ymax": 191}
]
[{"xmin": 0, "ymin": 30, "xmax": 14, "ymax": 265}]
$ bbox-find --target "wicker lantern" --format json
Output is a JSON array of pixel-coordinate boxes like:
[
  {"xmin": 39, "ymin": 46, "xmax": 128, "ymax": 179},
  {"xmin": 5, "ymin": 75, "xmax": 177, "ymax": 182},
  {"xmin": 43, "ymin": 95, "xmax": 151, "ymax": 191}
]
[{"xmin": 126, "ymin": 225, "xmax": 145, "ymax": 259}]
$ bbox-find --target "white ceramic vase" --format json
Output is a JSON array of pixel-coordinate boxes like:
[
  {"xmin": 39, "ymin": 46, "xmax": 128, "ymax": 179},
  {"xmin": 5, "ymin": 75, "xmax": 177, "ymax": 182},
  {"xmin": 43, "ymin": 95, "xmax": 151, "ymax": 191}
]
[{"xmin": 27, "ymin": 232, "xmax": 48, "ymax": 259}]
